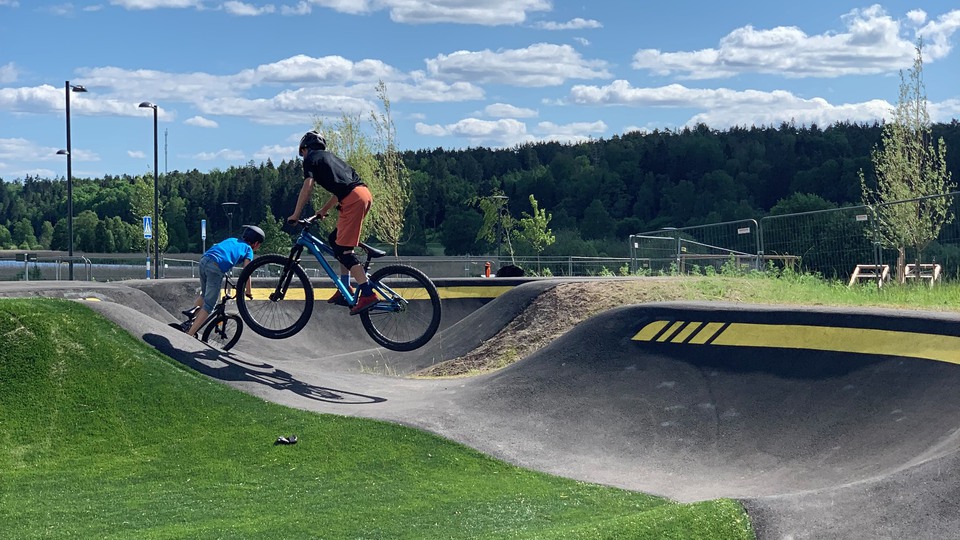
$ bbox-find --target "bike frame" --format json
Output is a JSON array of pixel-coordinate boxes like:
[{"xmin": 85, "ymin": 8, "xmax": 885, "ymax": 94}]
[{"xmin": 288, "ymin": 225, "xmax": 406, "ymax": 314}]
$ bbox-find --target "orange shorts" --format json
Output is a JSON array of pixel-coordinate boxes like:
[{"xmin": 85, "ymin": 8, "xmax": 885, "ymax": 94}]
[{"xmin": 334, "ymin": 185, "xmax": 372, "ymax": 247}]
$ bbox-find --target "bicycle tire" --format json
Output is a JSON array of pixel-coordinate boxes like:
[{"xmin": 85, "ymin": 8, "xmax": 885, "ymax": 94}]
[
  {"xmin": 360, "ymin": 264, "xmax": 441, "ymax": 351},
  {"xmin": 236, "ymin": 254, "xmax": 314, "ymax": 339},
  {"xmin": 202, "ymin": 314, "xmax": 243, "ymax": 350}
]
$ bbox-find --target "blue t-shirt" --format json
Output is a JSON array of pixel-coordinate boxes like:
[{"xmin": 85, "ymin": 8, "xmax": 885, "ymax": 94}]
[{"xmin": 204, "ymin": 237, "xmax": 254, "ymax": 273}]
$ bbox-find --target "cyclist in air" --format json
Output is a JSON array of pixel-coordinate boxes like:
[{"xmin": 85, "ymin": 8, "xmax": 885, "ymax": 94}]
[
  {"xmin": 184, "ymin": 225, "xmax": 264, "ymax": 337},
  {"xmin": 287, "ymin": 130, "xmax": 377, "ymax": 315}
]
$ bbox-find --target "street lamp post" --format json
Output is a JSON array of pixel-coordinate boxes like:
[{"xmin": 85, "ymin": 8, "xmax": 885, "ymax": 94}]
[
  {"xmin": 58, "ymin": 81, "xmax": 87, "ymax": 280},
  {"xmin": 139, "ymin": 102, "xmax": 159, "ymax": 279},
  {"xmin": 222, "ymin": 202, "xmax": 239, "ymax": 237},
  {"xmin": 491, "ymin": 195, "xmax": 509, "ymax": 260}
]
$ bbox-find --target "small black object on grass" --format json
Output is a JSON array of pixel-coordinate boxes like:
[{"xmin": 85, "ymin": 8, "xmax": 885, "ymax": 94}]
[{"xmin": 274, "ymin": 435, "xmax": 298, "ymax": 445}]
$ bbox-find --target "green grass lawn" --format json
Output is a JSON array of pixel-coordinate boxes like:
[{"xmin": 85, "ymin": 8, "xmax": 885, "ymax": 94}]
[{"xmin": 0, "ymin": 298, "xmax": 754, "ymax": 539}]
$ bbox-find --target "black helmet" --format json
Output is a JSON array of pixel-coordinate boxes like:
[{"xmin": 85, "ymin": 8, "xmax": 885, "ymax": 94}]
[
  {"xmin": 299, "ymin": 130, "xmax": 326, "ymax": 152},
  {"xmin": 241, "ymin": 225, "xmax": 265, "ymax": 244}
]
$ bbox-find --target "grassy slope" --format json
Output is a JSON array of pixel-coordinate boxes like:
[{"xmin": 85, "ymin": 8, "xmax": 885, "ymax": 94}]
[{"xmin": 0, "ymin": 298, "xmax": 753, "ymax": 540}]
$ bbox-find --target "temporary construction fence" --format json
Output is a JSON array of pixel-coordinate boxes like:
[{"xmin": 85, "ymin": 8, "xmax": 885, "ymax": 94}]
[
  {"xmin": 630, "ymin": 191, "xmax": 960, "ymax": 282},
  {"xmin": 0, "ymin": 251, "xmax": 631, "ymax": 282}
]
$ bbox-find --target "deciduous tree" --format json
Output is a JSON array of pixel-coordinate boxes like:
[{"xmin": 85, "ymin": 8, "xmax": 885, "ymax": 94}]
[{"xmin": 860, "ymin": 43, "xmax": 955, "ymax": 282}]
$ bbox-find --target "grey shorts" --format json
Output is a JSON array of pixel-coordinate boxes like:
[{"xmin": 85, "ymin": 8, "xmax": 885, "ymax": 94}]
[{"xmin": 198, "ymin": 256, "xmax": 225, "ymax": 312}]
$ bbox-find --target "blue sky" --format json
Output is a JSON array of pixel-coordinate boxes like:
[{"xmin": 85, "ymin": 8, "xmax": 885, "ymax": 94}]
[{"xmin": 1, "ymin": 0, "xmax": 958, "ymax": 181}]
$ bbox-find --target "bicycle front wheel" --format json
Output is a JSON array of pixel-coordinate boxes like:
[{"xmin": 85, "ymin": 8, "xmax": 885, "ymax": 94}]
[
  {"xmin": 360, "ymin": 265, "xmax": 441, "ymax": 352},
  {"xmin": 202, "ymin": 314, "xmax": 243, "ymax": 350},
  {"xmin": 236, "ymin": 254, "xmax": 314, "ymax": 339}
]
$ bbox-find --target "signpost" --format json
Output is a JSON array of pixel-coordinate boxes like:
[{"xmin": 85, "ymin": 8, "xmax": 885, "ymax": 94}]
[
  {"xmin": 201, "ymin": 219, "xmax": 207, "ymax": 252},
  {"xmin": 143, "ymin": 216, "xmax": 152, "ymax": 278}
]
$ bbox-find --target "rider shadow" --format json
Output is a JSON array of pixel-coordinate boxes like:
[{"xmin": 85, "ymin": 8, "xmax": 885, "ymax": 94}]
[{"xmin": 144, "ymin": 333, "xmax": 387, "ymax": 405}]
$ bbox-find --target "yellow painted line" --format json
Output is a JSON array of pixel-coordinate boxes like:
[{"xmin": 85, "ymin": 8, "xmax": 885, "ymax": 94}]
[
  {"xmin": 632, "ymin": 320, "xmax": 960, "ymax": 365},
  {"xmin": 656, "ymin": 321, "xmax": 684, "ymax": 342},
  {"xmin": 250, "ymin": 285, "xmax": 510, "ymax": 301},
  {"xmin": 670, "ymin": 322, "xmax": 702, "ymax": 343},
  {"xmin": 687, "ymin": 322, "xmax": 725, "ymax": 344},
  {"xmin": 437, "ymin": 286, "xmax": 513, "ymax": 299},
  {"xmin": 633, "ymin": 320, "xmax": 670, "ymax": 341},
  {"xmin": 81, "ymin": 297, "xmax": 101, "ymax": 302}
]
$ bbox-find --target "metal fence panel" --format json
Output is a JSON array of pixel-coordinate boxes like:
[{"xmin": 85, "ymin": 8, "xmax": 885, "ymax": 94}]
[{"xmin": 760, "ymin": 206, "xmax": 878, "ymax": 280}]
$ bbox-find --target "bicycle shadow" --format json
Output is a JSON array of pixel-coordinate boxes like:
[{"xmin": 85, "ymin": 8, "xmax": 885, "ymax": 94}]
[{"xmin": 144, "ymin": 333, "xmax": 387, "ymax": 405}]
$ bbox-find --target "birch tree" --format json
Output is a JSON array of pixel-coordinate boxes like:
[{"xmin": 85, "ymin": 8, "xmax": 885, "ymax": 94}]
[{"xmin": 860, "ymin": 42, "xmax": 954, "ymax": 282}]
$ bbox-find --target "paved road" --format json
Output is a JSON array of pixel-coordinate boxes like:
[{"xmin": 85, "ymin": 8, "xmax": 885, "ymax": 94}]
[{"xmin": 3, "ymin": 280, "xmax": 959, "ymax": 539}]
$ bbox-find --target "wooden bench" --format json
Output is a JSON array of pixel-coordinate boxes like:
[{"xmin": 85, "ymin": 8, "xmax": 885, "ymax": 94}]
[
  {"xmin": 904, "ymin": 263, "xmax": 942, "ymax": 287},
  {"xmin": 849, "ymin": 264, "xmax": 890, "ymax": 287}
]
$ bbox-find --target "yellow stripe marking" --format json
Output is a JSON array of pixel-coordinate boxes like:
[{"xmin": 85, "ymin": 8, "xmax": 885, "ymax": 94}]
[
  {"xmin": 656, "ymin": 321, "xmax": 684, "ymax": 342},
  {"xmin": 633, "ymin": 320, "xmax": 670, "ymax": 341},
  {"xmin": 670, "ymin": 322, "xmax": 701, "ymax": 344},
  {"xmin": 632, "ymin": 320, "xmax": 960, "ymax": 365},
  {"xmin": 249, "ymin": 285, "xmax": 510, "ymax": 301},
  {"xmin": 687, "ymin": 322, "xmax": 725, "ymax": 345}
]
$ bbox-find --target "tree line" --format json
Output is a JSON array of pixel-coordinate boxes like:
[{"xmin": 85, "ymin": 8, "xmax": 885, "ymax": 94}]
[{"xmin": 2, "ymin": 120, "xmax": 959, "ymax": 259}]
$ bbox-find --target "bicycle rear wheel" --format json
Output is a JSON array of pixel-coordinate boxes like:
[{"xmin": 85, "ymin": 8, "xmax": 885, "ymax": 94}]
[
  {"xmin": 236, "ymin": 254, "xmax": 314, "ymax": 339},
  {"xmin": 202, "ymin": 314, "xmax": 243, "ymax": 350},
  {"xmin": 360, "ymin": 264, "xmax": 441, "ymax": 352}
]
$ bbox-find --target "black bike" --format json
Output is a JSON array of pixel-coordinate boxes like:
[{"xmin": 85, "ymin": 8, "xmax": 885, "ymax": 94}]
[{"xmin": 170, "ymin": 274, "xmax": 244, "ymax": 350}]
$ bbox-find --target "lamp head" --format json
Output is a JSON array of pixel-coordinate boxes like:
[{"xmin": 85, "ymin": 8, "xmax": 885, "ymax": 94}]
[
  {"xmin": 71, "ymin": 85, "xmax": 88, "ymax": 93},
  {"xmin": 138, "ymin": 101, "xmax": 157, "ymax": 109},
  {"xmin": 56, "ymin": 149, "xmax": 69, "ymax": 155}
]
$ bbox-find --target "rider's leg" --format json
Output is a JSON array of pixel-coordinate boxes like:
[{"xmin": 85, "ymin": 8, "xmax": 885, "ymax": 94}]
[
  {"xmin": 334, "ymin": 186, "xmax": 375, "ymax": 314},
  {"xmin": 186, "ymin": 308, "xmax": 210, "ymax": 337},
  {"xmin": 188, "ymin": 257, "xmax": 222, "ymax": 337}
]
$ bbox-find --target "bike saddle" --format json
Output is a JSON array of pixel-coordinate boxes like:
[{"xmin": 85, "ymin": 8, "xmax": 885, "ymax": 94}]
[
  {"xmin": 360, "ymin": 241, "xmax": 387, "ymax": 258},
  {"xmin": 181, "ymin": 306, "xmax": 200, "ymax": 317}
]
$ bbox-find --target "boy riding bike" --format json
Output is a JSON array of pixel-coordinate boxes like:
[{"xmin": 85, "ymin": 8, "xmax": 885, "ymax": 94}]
[
  {"xmin": 287, "ymin": 130, "xmax": 377, "ymax": 315},
  {"xmin": 184, "ymin": 225, "xmax": 264, "ymax": 337}
]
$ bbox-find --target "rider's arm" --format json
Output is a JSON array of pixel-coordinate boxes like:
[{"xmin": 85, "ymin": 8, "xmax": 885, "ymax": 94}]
[
  {"xmin": 288, "ymin": 176, "xmax": 315, "ymax": 223},
  {"xmin": 317, "ymin": 195, "xmax": 337, "ymax": 219},
  {"xmin": 242, "ymin": 259, "xmax": 254, "ymax": 299}
]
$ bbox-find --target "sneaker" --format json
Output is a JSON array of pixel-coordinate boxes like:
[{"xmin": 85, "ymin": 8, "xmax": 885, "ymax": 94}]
[
  {"xmin": 350, "ymin": 294, "xmax": 379, "ymax": 316},
  {"xmin": 328, "ymin": 288, "xmax": 352, "ymax": 307}
]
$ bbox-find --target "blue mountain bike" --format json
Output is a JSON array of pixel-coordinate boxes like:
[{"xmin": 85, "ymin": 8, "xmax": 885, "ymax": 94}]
[{"xmin": 235, "ymin": 216, "xmax": 441, "ymax": 352}]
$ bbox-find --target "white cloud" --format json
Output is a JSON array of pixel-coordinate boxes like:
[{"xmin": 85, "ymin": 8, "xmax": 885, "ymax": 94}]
[
  {"xmin": 191, "ymin": 148, "xmax": 245, "ymax": 161},
  {"xmin": 415, "ymin": 117, "xmax": 609, "ymax": 147},
  {"xmin": 632, "ymin": 6, "xmax": 960, "ymax": 79},
  {"xmin": 127, "ymin": 150, "xmax": 146, "ymax": 159},
  {"xmin": 415, "ymin": 118, "xmax": 532, "ymax": 147},
  {"xmin": 305, "ymin": 0, "xmax": 551, "ymax": 24},
  {"xmin": 535, "ymin": 120, "xmax": 607, "ymax": 143},
  {"xmin": 253, "ymin": 144, "xmax": 294, "ymax": 161},
  {"xmin": 535, "ymin": 18, "xmax": 602, "ymax": 30},
  {"xmin": 0, "ymin": 0, "xmax": 19, "ymax": 6},
  {"xmin": 426, "ymin": 43, "xmax": 610, "ymax": 87},
  {"xmin": 567, "ymin": 80, "xmax": 905, "ymax": 128},
  {"xmin": 240, "ymin": 54, "xmax": 399, "ymax": 85},
  {"xmin": 916, "ymin": 9, "xmax": 960, "ymax": 59},
  {"xmin": 223, "ymin": 1, "xmax": 275, "ymax": 16},
  {"xmin": 389, "ymin": 79, "xmax": 486, "ymax": 102},
  {"xmin": 280, "ymin": 1, "xmax": 310, "ymax": 15},
  {"xmin": 0, "ymin": 62, "xmax": 18, "ymax": 84},
  {"xmin": 484, "ymin": 103, "xmax": 537, "ymax": 118},
  {"xmin": 109, "ymin": 0, "xmax": 202, "ymax": 9},
  {"xmin": 185, "ymin": 115, "xmax": 218, "ymax": 128},
  {"xmin": 110, "ymin": 0, "xmax": 203, "ymax": 10},
  {"xmin": 0, "ymin": 138, "xmax": 99, "ymax": 180}
]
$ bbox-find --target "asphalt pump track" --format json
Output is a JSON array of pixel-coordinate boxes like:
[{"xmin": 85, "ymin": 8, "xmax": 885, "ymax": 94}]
[{"xmin": 3, "ymin": 279, "xmax": 960, "ymax": 539}]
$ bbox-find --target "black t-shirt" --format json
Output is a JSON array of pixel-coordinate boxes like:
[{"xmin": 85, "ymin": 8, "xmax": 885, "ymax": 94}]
[{"xmin": 302, "ymin": 149, "xmax": 365, "ymax": 200}]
